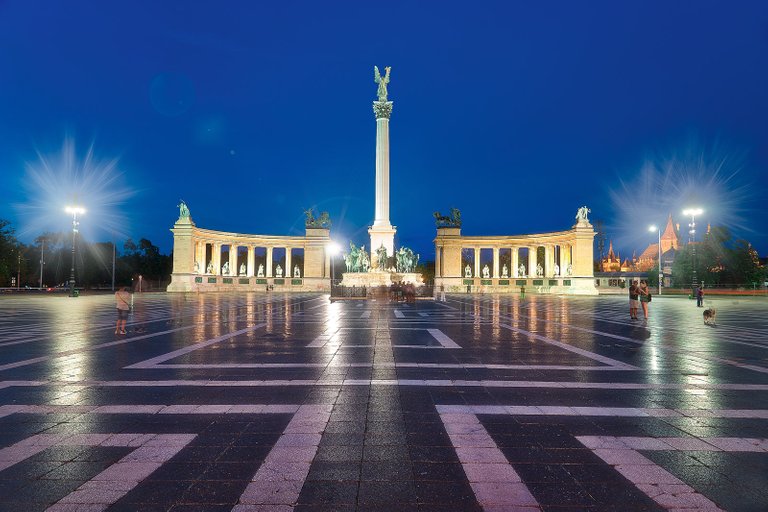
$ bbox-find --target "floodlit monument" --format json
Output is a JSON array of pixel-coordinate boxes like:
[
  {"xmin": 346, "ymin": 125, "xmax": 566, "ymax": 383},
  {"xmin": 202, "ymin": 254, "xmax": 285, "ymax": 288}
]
[
  {"xmin": 434, "ymin": 206, "xmax": 597, "ymax": 295},
  {"xmin": 340, "ymin": 66, "xmax": 423, "ymax": 288},
  {"xmin": 167, "ymin": 203, "xmax": 333, "ymax": 292}
]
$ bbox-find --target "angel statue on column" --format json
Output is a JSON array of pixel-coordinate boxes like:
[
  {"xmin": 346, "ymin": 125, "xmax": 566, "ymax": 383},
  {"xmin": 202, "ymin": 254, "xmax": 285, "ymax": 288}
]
[{"xmin": 374, "ymin": 66, "xmax": 391, "ymax": 101}]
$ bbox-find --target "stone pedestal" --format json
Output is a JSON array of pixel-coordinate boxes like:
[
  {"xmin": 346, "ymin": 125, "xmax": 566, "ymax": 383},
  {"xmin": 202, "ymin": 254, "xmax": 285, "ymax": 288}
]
[{"xmin": 341, "ymin": 271, "xmax": 423, "ymax": 289}]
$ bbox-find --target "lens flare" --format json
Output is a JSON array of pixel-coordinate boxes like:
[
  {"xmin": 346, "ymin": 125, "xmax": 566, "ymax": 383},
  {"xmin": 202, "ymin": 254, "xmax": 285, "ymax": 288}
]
[
  {"xmin": 607, "ymin": 138, "xmax": 756, "ymax": 251},
  {"xmin": 13, "ymin": 137, "xmax": 136, "ymax": 242}
]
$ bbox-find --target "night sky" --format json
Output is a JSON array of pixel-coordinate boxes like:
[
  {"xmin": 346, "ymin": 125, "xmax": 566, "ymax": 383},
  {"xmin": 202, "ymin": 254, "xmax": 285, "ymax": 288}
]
[{"xmin": 2, "ymin": 1, "xmax": 767, "ymax": 260}]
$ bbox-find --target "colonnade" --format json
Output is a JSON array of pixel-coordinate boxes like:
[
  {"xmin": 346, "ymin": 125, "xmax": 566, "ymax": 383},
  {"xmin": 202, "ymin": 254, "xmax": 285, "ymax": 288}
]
[
  {"xmin": 193, "ymin": 241, "xmax": 305, "ymax": 278},
  {"xmin": 439, "ymin": 243, "xmax": 573, "ymax": 279},
  {"xmin": 168, "ymin": 215, "xmax": 332, "ymax": 292}
]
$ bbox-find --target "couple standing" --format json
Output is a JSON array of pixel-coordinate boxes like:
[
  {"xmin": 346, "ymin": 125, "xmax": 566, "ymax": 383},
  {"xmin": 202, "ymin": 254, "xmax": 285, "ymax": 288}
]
[{"xmin": 629, "ymin": 279, "xmax": 651, "ymax": 320}]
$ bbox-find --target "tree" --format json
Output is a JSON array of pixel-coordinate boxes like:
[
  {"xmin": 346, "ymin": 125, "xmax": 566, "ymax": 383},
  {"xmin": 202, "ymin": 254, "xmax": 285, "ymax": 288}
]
[
  {"xmin": 0, "ymin": 220, "xmax": 20, "ymax": 286},
  {"xmin": 729, "ymin": 240, "xmax": 764, "ymax": 287}
]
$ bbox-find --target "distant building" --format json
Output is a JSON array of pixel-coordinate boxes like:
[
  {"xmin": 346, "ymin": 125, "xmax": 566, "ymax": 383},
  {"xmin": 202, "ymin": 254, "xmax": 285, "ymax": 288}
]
[{"xmin": 597, "ymin": 214, "xmax": 682, "ymax": 289}]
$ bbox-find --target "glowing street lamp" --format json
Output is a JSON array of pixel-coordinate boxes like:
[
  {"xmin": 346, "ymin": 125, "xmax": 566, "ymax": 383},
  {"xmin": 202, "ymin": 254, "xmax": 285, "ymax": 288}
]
[
  {"xmin": 327, "ymin": 241, "xmax": 341, "ymax": 285},
  {"xmin": 649, "ymin": 225, "xmax": 662, "ymax": 295},
  {"xmin": 682, "ymin": 207, "xmax": 703, "ymax": 287},
  {"xmin": 65, "ymin": 205, "xmax": 85, "ymax": 297}
]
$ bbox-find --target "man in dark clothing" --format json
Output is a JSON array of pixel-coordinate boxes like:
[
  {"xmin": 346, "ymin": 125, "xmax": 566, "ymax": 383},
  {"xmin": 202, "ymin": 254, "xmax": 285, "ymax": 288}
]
[{"xmin": 628, "ymin": 280, "xmax": 639, "ymax": 320}]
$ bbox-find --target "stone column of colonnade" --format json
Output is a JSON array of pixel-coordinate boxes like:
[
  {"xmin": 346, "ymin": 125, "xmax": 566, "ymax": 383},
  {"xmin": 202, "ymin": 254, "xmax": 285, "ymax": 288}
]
[
  {"xmin": 285, "ymin": 249, "xmax": 292, "ymax": 278},
  {"xmin": 492, "ymin": 248, "xmax": 500, "ymax": 278},
  {"xmin": 228, "ymin": 245, "xmax": 237, "ymax": 275},
  {"xmin": 266, "ymin": 247, "xmax": 273, "ymax": 278},
  {"xmin": 213, "ymin": 243, "xmax": 221, "ymax": 275},
  {"xmin": 473, "ymin": 247, "xmax": 481, "ymax": 278},
  {"xmin": 247, "ymin": 247, "xmax": 255, "ymax": 276},
  {"xmin": 528, "ymin": 246, "xmax": 536, "ymax": 277},
  {"xmin": 512, "ymin": 247, "xmax": 519, "ymax": 277}
]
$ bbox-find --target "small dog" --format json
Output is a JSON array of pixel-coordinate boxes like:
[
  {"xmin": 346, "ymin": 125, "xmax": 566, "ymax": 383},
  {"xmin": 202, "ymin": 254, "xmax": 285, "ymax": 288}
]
[{"xmin": 703, "ymin": 308, "xmax": 717, "ymax": 326}]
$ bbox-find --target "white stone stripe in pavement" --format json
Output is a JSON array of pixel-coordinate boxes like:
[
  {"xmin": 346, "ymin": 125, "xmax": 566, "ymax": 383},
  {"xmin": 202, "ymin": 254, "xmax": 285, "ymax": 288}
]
[
  {"xmin": 3, "ymin": 404, "xmax": 766, "ymax": 421},
  {"xmin": 127, "ymin": 362, "xmax": 627, "ymax": 371},
  {"xmin": 439, "ymin": 411, "xmax": 540, "ymax": 510},
  {"xmin": 394, "ymin": 309, "xmax": 405, "ymax": 318},
  {"xmin": 5, "ymin": 379, "xmax": 768, "ymax": 392},
  {"xmin": 0, "ymin": 432, "xmax": 196, "ymax": 511},
  {"xmin": 575, "ymin": 435, "xmax": 768, "ymax": 511},
  {"xmin": 125, "ymin": 323, "xmax": 267, "ymax": 369},
  {"xmin": 234, "ymin": 404, "xmax": 332, "ymax": 509},
  {"xmin": 435, "ymin": 405, "xmax": 768, "ymax": 419},
  {"xmin": 500, "ymin": 323, "xmax": 637, "ymax": 369},
  {"xmin": 427, "ymin": 328, "xmax": 462, "ymax": 348},
  {"xmin": 361, "ymin": 310, "xmax": 371, "ymax": 318}
]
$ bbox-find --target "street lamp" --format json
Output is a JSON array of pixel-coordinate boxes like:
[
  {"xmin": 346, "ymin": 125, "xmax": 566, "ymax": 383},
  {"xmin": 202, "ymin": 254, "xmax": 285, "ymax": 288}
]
[
  {"xmin": 65, "ymin": 205, "xmax": 85, "ymax": 297},
  {"xmin": 649, "ymin": 225, "xmax": 662, "ymax": 295},
  {"xmin": 327, "ymin": 242, "xmax": 341, "ymax": 286},
  {"xmin": 682, "ymin": 208, "xmax": 703, "ymax": 287}
]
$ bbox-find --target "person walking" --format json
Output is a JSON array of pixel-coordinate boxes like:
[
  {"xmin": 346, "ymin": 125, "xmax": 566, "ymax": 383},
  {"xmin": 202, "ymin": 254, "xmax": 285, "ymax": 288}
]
[
  {"xmin": 638, "ymin": 280, "xmax": 651, "ymax": 319},
  {"xmin": 628, "ymin": 280, "xmax": 639, "ymax": 320},
  {"xmin": 114, "ymin": 286, "xmax": 131, "ymax": 335}
]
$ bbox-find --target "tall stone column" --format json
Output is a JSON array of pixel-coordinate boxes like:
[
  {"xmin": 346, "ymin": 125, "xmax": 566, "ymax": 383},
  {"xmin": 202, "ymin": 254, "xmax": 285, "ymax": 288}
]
[
  {"xmin": 368, "ymin": 98, "xmax": 396, "ymax": 267},
  {"xmin": 266, "ymin": 247, "xmax": 273, "ymax": 278},
  {"xmin": 544, "ymin": 245, "xmax": 552, "ymax": 277},
  {"xmin": 492, "ymin": 247, "xmax": 500, "ymax": 278},
  {"xmin": 474, "ymin": 247, "xmax": 481, "ymax": 279}
]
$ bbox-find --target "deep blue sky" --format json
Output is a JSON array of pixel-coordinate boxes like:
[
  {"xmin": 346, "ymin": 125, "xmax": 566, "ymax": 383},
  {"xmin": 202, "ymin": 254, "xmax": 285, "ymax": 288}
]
[{"xmin": 2, "ymin": 0, "xmax": 767, "ymax": 259}]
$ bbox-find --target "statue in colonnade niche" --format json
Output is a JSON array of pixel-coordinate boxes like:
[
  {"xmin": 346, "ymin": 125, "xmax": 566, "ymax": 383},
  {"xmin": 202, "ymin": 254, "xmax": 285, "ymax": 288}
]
[
  {"xmin": 566, "ymin": 263, "xmax": 572, "ymax": 276},
  {"xmin": 222, "ymin": 262, "xmax": 230, "ymax": 276},
  {"xmin": 554, "ymin": 264, "xmax": 560, "ymax": 276},
  {"xmin": 536, "ymin": 263, "xmax": 543, "ymax": 277},
  {"xmin": 240, "ymin": 263, "xmax": 246, "ymax": 276},
  {"xmin": 501, "ymin": 264, "xmax": 508, "ymax": 278},
  {"xmin": 206, "ymin": 262, "xmax": 214, "ymax": 274},
  {"xmin": 518, "ymin": 264, "xmax": 526, "ymax": 277},
  {"xmin": 482, "ymin": 265, "xmax": 490, "ymax": 278},
  {"xmin": 465, "ymin": 264, "xmax": 472, "ymax": 278},
  {"xmin": 276, "ymin": 264, "xmax": 283, "ymax": 278},
  {"xmin": 294, "ymin": 265, "xmax": 301, "ymax": 278},
  {"xmin": 257, "ymin": 264, "xmax": 264, "ymax": 277},
  {"xmin": 193, "ymin": 261, "xmax": 199, "ymax": 273}
]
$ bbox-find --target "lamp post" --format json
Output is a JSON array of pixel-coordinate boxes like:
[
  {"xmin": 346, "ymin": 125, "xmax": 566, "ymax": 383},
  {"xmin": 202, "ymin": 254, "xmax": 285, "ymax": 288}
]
[
  {"xmin": 65, "ymin": 206, "xmax": 85, "ymax": 297},
  {"xmin": 327, "ymin": 242, "xmax": 341, "ymax": 287},
  {"xmin": 649, "ymin": 225, "xmax": 662, "ymax": 295},
  {"xmin": 682, "ymin": 208, "xmax": 703, "ymax": 288}
]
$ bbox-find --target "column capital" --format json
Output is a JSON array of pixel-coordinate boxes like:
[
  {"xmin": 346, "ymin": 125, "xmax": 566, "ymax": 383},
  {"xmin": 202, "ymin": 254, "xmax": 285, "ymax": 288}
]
[{"xmin": 373, "ymin": 101, "xmax": 393, "ymax": 119}]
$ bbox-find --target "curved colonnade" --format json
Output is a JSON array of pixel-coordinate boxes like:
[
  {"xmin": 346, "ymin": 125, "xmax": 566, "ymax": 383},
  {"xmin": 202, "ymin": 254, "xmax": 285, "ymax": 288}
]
[{"xmin": 167, "ymin": 216, "xmax": 331, "ymax": 292}]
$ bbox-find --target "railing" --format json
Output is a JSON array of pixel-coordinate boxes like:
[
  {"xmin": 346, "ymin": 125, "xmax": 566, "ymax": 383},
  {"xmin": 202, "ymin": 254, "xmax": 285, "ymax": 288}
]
[{"xmin": 330, "ymin": 283, "xmax": 436, "ymax": 301}]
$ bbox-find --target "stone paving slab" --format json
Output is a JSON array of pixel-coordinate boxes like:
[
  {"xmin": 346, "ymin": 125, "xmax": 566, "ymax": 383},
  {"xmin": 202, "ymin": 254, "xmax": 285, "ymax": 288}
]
[{"xmin": 0, "ymin": 292, "xmax": 766, "ymax": 511}]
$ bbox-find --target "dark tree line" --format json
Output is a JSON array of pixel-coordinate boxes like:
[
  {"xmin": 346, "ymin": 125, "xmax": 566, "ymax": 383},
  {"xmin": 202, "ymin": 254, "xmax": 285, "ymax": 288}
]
[
  {"xmin": 0, "ymin": 219, "xmax": 172, "ymax": 289},
  {"xmin": 651, "ymin": 226, "xmax": 765, "ymax": 288}
]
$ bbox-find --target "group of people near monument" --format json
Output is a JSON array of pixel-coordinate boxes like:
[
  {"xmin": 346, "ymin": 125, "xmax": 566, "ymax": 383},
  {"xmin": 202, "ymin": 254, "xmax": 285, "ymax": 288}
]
[{"xmin": 390, "ymin": 281, "xmax": 417, "ymax": 303}]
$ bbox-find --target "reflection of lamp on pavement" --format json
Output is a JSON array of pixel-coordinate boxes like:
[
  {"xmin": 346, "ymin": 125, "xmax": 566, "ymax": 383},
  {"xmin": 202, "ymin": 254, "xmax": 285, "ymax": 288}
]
[
  {"xmin": 65, "ymin": 206, "xmax": 85, "ymax": 297},
  {"xmin": 683, "ymin": 208, "xmax": 703, "ymax": 287},
  {"xmin": 649, "ymin": 225, "xmax": 662, "ymax": 295},
  {"xmin": 327, "ymin": 242, "xmax": 341, "ymax": 285},
  {"xmin": 138, "ymin": 274, "xmax": 143, "ymax": 293}
]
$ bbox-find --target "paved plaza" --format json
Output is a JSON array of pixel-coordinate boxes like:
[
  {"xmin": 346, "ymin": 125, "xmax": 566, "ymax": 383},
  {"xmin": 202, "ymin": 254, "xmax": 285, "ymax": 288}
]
[{"xmin": 0, "ymin": 292, "xmax": 767, "ymax": 511}]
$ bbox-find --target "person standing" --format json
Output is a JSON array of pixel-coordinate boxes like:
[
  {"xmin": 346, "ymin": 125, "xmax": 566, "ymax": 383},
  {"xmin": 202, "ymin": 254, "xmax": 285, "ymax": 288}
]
[
  {"xmin": 628, "ymin": 280, "xmax": 639, "ymax": 320},
  {"xmin": 638, "ymin": 280, "xmax": 651, "ymax": 319},
  {"xmin": 696, "ymin": 286, "xmax": 704, "ymax": 307},
  {"xmin": 114, "ymin": 286, "xmax": 131, "ymax": 335}
]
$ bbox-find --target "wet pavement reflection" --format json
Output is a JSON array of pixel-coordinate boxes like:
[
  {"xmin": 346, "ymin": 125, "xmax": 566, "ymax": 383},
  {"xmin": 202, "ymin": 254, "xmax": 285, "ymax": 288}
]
[{"xmin": 0, "ymin": 291, "xmax": 766, "ymax": 510}]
